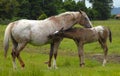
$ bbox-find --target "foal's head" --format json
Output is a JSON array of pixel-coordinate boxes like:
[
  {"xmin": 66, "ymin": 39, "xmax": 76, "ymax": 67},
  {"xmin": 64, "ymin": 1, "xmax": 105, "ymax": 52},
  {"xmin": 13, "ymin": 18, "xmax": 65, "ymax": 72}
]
[
  {"xmin": 77, "ymin": 10, "xmax": 93, "ymax": 28},
  {"xmin": 48, "ymin": 28, "xmax": 64, "ymax": 39}
]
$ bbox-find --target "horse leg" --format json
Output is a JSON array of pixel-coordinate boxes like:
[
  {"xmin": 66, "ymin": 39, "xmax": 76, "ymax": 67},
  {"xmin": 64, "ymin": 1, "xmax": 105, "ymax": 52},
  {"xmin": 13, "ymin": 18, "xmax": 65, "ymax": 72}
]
[
  {"xmin": 47, "ymin": 38, "xmax": 62, "ymax": 69},
  {"xmin": 99, "ymin": 40, "xmax": 108, "ymax": 66},
  {"xmin": 78, "ymin": 44, "xmax": 85, "ymax": 67},
  {"xmin": 11, "ymin": 47, "xmax": 17, "ymax": 69},
  {"xmin": 16, "ymin": 42, "xmax": 27, "ymax": 68},
  {"xmin": 102, "ymin": 42, "xmax": 108, "ymax": 66},
  {"xmin": 52, "ymin": 39, "xmax": 62, "ymax": 69},
  {"xmin": 48, "ymin": 42, "xmax": 54, "ymax": 69},
  {"xmin": 11, "ymin": 39, "xmax": 18, "ymax": 69},
  {"xmin": 74, "ymin": 40, "xmax": 85, "ymax": 67}
]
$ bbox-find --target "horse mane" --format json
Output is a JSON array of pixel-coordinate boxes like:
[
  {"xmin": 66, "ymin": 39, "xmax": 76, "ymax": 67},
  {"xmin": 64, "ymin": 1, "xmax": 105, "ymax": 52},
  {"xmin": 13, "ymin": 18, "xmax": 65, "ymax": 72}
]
[
  {"xmin": 57, "ymin": 12, "xmax": 72, "ymax": 17},
  {"xmin": 56, "ymin": 12, "xmax": 76, "ymax": 20},
  {"xmin": 47, "ymin": 12, "xmax": 74, "ymax": 21},
  {"xmin": 47, "ymin": 12, "xmax": 72, "ymax": 20}
]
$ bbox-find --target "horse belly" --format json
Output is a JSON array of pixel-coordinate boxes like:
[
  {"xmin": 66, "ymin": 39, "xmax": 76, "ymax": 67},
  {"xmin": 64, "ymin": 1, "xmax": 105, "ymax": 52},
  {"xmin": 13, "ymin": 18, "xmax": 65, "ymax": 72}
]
[
  {"xmin": 85, "ymin": 35, "xmax": 98, "ymax": 43},
  {"xmin": 29, "ymin": 36, "xmax": 49, "ymax": 46},
  {"xmin": 30, "ymin": 29, "xmax": 50, "ymax": 45}
]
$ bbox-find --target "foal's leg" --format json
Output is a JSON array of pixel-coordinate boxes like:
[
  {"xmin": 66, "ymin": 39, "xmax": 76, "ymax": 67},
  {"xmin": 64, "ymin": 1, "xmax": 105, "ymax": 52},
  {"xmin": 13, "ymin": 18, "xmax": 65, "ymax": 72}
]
[
  {"xmin": 74, "ymin": 40, "xmax": 85, "ymax": 67},
  {"xmin": 102, "ymin": 42, "xmax": 108, "ymax": 66},
  {"xmin": 99, "ymin": 40, "xmax": 108, "ymax": 66},
  {"xmin": 78, "ymin": 44, "xmax": 85, "ymax": 67}
]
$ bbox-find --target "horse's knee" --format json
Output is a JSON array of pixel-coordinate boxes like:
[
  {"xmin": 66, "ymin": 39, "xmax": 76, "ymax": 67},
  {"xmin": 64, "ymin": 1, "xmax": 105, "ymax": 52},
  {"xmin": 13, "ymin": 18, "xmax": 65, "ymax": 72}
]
[
  {"xmin": 11, "ymin": 51, "xmax": 16, "ymax": 58},
  {"xmin": 11, "ymin": 51, "xmax": 20, "ymax": 57},
  {"xmin": 54, "ymin": 53, "xmax": 57, "ymax": 59},
  {"xmin": 16, "ymin": 52, "xmax": 20, "ymax": 57}
]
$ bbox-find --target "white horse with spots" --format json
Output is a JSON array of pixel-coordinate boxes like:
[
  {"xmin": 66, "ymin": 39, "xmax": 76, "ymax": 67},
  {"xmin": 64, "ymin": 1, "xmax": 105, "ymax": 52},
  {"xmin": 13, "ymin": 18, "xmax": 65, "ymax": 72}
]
[{"xmin": 4, "ymin": 11, "xmax": 92, "ymax": 69}]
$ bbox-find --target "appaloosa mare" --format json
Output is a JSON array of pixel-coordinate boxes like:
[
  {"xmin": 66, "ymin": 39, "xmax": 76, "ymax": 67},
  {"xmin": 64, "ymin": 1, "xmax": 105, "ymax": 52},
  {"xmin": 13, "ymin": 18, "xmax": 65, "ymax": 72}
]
[
  {"xmin": 49, "ymin": 26, "xmax": 112, "ymax": 67},
  {"xmin": 4, "ymin": 11, "xmax": 93, "ymax": 69}
]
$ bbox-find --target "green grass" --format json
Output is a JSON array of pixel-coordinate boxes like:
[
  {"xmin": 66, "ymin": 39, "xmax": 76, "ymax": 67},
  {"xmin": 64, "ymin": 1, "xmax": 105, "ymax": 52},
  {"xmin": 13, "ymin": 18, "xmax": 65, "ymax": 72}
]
[{"xmin": 0, "ymin": 20, "xmax": 120, "ymax": 76}]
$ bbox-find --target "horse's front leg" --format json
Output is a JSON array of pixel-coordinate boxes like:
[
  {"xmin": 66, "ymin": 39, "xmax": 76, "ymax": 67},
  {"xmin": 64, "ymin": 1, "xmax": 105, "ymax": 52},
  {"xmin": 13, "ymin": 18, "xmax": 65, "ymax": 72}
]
[
  {"xmin": 52, "ymin": 38, "xmax": 62, "ymax": 69},
  {"xmin": 74, "ymin": 40, "xmax": 85, "ymax": 67},
  {"xmin": 48, "ymin": 38, "xmax": 62, "ymax": 69},
  {"xmin": 47, "ymin": 42, "xmax": 54, "ymax": 69},
  {"xmin": 78, "ymin": 43, "xmax": 85, "ymax": 67}
]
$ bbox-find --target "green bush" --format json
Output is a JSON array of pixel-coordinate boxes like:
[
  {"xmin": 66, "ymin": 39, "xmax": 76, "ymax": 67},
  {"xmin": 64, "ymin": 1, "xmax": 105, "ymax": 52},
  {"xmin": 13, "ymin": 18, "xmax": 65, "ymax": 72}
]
[
  {"xmin": 37, "ymin": 13, "xmax": 47, "ymax": 20},
  {"xmin": 0, "ymin": 17, "xmax": 21, "ymax": 25},
  {"xmin": 110, "ymin": 15, "xmax": 116, "ymax": 19},
  {"xmin": 0, "ymin": 18, "xmax": 10, "ymax": 25},
  {"xmin": 11, "ymin": 17, "xmax": 21, "ymax": 22}
]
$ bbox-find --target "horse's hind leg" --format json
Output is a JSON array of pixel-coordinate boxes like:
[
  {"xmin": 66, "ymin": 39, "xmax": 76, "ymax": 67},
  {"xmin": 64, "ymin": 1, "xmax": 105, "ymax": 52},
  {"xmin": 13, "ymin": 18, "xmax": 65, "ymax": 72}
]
[
  {"xmin": 99, "ymin": 40, "xmax": 108, "ymax": 66},
  {"xmin": 102, "ymin": 42, "xmax": 108, "ymax": 66},
  {"xmin": 11, "ymin": 51, "xmax": 17, "ymax": 69},
  {"xmin": 11, "ymin": 40, "xmax": 18, "ymax": 69},
  {"xmin": 16, "ymin": 42, "xmax": 27, "ymax": 68}
]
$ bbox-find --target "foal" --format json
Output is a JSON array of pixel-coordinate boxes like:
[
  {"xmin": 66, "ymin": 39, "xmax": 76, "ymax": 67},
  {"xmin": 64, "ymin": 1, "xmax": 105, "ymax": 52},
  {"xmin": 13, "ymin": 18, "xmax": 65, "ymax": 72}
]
[{"xmin": 49, "ymin": 26, "xmax": 112, "ymax": 67}]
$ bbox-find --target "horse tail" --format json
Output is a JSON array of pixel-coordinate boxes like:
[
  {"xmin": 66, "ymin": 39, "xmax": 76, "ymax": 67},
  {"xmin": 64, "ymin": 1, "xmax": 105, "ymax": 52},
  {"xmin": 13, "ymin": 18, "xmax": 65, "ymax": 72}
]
[
  {"xmin": 108, "ymin": 28, "xmax": 112, "ymax": 43},
  {"xmin": 4, "ymin": 22, "xmax": 14, "ymax": 58}
]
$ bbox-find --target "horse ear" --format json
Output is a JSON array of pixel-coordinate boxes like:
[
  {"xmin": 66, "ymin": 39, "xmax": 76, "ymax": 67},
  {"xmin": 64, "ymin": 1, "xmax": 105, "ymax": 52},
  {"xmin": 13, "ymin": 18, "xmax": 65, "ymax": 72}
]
[{"xmin": 79, "ymin": 10, "xmax": 82, "ymax": 14}]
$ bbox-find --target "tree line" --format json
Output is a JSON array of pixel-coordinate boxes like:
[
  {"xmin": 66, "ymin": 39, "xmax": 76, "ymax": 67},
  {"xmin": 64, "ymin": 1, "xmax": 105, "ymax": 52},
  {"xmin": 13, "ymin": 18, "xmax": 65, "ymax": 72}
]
[{"xmin": 0, "ymin": 0, "xmax": 113, "ymax": 24}]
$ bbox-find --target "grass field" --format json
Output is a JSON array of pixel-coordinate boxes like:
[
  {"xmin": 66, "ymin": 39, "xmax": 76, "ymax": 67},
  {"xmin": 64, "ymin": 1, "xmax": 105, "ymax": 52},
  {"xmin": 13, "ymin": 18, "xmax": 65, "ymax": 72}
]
[{"xmin": 0, "ymin": 20, "xmax": 120, "ymax": 76}]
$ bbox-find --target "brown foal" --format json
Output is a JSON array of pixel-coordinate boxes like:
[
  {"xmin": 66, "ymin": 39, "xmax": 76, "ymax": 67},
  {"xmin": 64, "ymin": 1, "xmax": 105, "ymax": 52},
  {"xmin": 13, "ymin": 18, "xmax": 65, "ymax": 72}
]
[{"xmin": 49, "ymin": 26, "xmax": 112, "ymax": 67}]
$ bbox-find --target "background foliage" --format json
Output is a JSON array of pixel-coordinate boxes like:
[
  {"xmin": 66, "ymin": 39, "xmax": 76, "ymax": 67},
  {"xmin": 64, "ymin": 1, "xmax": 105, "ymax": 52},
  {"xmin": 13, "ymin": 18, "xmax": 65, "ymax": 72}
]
[{"xmin": 0, "ymin": 0, "xmax": 113, "ymax": 24}]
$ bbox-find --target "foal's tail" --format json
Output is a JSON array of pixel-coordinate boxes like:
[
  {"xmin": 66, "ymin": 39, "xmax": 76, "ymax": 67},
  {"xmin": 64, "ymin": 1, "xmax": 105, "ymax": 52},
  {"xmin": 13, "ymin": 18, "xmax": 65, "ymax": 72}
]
[
  {"xmin": 108, "ymin": 28, "xmax": 112, "ymax": 43},
  {"xmin": 4, "ymin": 22, "xmax": 14, "ymax": 58}
]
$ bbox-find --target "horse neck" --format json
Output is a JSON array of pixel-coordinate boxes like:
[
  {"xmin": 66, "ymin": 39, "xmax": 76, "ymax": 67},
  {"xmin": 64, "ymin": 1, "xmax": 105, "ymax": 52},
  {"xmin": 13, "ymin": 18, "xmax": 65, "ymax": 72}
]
[{"xmin": 56, "ymin": 12, "xmax": 79, "ymax": 30}]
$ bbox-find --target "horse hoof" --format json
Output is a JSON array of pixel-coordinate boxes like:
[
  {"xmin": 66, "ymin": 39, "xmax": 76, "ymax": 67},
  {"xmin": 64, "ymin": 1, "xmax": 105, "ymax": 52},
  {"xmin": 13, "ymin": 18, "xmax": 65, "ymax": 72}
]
[
  {"xmin": 102, "ymin": 59, "xmax": 106, "ymax": 67},
  {"xmin": 80, "ymin": 63, "xmax": 85, "ymax": 67},
  {"xmin": 48, "ymin": 66, "xmax": 52, "ymax": 69},
  {"xmin": 102, "ymin": 63, "xmax": 106, "ymax": 67},
  {"xmin": 53, "ymin": 66, "xmax": 58, "ymax": 69}
]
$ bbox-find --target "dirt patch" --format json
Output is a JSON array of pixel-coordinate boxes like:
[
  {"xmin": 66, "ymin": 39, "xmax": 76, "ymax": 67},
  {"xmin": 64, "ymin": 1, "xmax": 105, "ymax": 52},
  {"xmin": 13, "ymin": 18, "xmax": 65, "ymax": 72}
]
[
  {"xmin": 57, "ymin": 51, "xmax": 120, "ymax": 63},
  {"xmin": 86, "ymin": 54, "xmax": 120, "ymax": 63}
]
